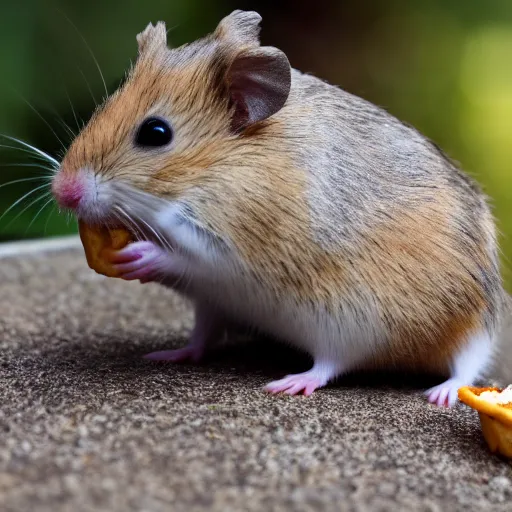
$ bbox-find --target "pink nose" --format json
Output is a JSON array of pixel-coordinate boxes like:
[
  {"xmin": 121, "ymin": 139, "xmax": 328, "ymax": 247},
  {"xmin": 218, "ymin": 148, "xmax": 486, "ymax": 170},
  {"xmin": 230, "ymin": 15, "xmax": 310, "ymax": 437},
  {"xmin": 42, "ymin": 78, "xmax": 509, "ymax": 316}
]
[{"xmin": 52, "ymin": 173, "xmax": 84, "ymax": 209}]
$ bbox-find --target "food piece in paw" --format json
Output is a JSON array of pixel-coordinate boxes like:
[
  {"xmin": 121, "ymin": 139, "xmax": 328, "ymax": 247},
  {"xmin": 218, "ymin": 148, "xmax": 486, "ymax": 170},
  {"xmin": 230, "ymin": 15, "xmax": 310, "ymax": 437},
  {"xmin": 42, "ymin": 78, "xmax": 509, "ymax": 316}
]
[
  {"xmin": 78, "ymin": 220, "xmax": 132, "ymax": 277},
  {"xmin": 458, "ymin": 385, "xmax": 512, "ymax": 459}
]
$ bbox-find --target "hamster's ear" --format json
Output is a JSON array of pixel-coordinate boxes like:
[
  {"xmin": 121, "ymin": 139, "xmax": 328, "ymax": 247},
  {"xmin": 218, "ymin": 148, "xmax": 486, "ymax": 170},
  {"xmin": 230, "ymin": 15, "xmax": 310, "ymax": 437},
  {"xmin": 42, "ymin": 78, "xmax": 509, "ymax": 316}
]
[
  {"xmin": 214, "ymin": 10, "xmax": 262, "ymax": 46},
  {"xmin": 137, "ymin": 22, "xmax": 167, "ymax": 56},
  {"xmin": 226, "ymin": 47, "xmax": 291, "ymax": 132}
]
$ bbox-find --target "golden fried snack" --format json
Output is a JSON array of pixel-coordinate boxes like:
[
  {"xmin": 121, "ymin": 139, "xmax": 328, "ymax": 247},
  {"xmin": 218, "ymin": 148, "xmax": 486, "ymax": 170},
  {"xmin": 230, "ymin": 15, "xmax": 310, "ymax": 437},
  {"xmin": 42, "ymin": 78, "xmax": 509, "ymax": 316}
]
[
  {"xmin": 78, "ymin": 220, "xmax": 132, "ymax": 278},
  {"xmin": 458, "ymin": 385, "xmax": 512, "ymax": 458}
]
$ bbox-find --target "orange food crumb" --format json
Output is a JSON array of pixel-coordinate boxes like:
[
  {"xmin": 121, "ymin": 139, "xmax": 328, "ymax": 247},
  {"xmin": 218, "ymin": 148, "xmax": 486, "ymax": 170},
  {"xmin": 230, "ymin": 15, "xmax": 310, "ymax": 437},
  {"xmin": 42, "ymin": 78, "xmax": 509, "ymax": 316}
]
[{"xmin": 78, "ymin": 220, "xmax": 132, "ymax": 278}]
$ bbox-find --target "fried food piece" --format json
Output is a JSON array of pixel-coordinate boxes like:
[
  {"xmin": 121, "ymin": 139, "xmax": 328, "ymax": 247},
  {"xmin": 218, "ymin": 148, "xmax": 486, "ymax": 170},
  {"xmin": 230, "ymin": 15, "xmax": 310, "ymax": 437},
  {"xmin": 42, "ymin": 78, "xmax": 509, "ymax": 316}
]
[
  {"xmin": 458, "ymin": 385, "xmax": 512, "ymax": 458},
  {"xmin": 78, "ymin": 220, "xmax": 132, "ymax": 278}
]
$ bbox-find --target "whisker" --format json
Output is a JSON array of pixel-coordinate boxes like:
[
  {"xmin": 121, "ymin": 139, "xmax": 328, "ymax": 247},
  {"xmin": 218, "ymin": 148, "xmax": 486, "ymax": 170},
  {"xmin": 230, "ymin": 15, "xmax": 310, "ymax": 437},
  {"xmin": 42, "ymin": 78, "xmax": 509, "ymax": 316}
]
[
  {"xmin": 109, "ymin": 184, "xmax": 198, "ymax": 292},
  {"xmin": 0, "ymin": 135, "xmax": 60, "ymax": 167},
  {"xmin": 76, "ymin": 66, "xmax": 98, "ymax": 107},
  {"xmin": 0, "ymin": 177, "xmax": 49, "ymax": 190},
  {"xmin": 112, "ymin": 213, "xmax": 135, "ymax": 241},
  {"xmin": 166, "ymin": 24, "xmax": 180, "ymax": 35},
  {"xmin": 55, "ymin": 117, "xmax": 76, "ymax": 140},
  {"xmin": 33, "ymin": 95, "xmax": 77, "ymax": 142},
  {"xmin": 26, "ymin": 196, "xmax": 55, "ymax": 233},
  {"xmin": 111, "ymin": 182, "xmax": 176, "ymax": 252},
  {"xmin": 114, "ymin": 206, "xmax": 145, "ymax": 242},
  {"xmin": 2, "ymin": 192, "xmax": 52, "ymax": 232},
  {"xmin": 136, "ymin": 215, "xmax": 174, "ymax": 253},
  {"xmin": 124, "ymin": 203, "xmax": 172, "ymax": 253},
  {"xmin": 13, "ymin": 92, "xmax": 67, "ymax": 151},
  {"xmin": 0, "ymin": 183, "xmax": 51, "ymax": 222},
  {"xmin": 44, "ymin": 205, "xmax": 56, "ymax": 235},
  {"xmin": 121, "ymin": 208, "xmax": 166, "ymax": 252},
  {"xmin": 0, "ymin": 164, "xmax": 56, "ymax": 176},
  {"xmin": 0, "ymin": 144, "xmax": 56, "ymax": 165},
  {"xmin": 64, "ymin": 87, "xmax": 82, "ymax": 132},
  {"xmin": 57, "ymin": 9, "xmax": 108, "ymax": 99}
]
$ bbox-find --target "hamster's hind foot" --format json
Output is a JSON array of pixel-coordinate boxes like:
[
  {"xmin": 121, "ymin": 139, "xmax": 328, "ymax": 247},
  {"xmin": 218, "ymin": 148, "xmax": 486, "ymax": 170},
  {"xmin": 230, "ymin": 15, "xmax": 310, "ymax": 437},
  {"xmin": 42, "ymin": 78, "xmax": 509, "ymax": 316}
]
[
  {"xmin": 425, "ymin": 378, "xmax": 463, "ymax": 407},
  {"xmin": 264, "ymin": 372, "xmax": 324, "ymax": 396},
  {"xmin": 425, "ymin": 330, "xmax": 493, "ymax": 407},
  {"xmin": 264, "ymin": 360, "xmax": 342, "ymax": 396}
]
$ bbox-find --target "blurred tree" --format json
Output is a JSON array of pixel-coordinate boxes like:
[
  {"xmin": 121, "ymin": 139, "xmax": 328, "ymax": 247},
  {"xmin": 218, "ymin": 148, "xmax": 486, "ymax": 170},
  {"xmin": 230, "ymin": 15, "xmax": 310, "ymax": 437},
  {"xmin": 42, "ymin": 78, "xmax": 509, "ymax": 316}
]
[{"xmin": 0, "ymin": 0, "xmax": 226, "ymax": 240}]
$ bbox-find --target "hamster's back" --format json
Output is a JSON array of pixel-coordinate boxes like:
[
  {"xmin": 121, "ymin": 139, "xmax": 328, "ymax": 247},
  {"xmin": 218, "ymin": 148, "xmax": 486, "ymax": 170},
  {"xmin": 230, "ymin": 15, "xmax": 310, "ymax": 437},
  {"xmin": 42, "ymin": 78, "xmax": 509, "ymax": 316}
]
[{"xmin": 280, "ymin": 69, "xmax": 504, "ymax": 372}]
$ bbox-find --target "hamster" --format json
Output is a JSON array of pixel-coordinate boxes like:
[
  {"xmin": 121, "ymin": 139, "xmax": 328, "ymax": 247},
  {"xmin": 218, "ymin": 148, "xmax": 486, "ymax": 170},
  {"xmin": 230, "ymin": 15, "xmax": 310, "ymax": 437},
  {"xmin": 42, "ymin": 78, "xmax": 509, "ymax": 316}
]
[{"xmin": 51, "ymin": 10, "xmax": 505, "ymax": 406}]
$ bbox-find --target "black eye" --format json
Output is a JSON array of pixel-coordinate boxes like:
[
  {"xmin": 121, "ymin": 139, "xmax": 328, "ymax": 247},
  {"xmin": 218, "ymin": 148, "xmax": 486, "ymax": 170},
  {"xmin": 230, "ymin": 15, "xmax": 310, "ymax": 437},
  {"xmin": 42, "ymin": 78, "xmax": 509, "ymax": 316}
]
[{"xmin": 135, "ymin": 117, "xmax": 173, "ymax": 147}]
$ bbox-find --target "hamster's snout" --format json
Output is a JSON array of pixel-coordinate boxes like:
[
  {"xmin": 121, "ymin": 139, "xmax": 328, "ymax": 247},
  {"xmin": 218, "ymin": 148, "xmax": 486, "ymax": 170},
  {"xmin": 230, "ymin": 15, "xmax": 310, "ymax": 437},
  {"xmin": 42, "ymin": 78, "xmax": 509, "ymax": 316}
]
[
  {"xmin": 51, "ymin": 167, "xmax": 114, "ymax": 224},
  {"xmin": 52, "ymin": 171, "xmax": 84, "ymax": 210}
]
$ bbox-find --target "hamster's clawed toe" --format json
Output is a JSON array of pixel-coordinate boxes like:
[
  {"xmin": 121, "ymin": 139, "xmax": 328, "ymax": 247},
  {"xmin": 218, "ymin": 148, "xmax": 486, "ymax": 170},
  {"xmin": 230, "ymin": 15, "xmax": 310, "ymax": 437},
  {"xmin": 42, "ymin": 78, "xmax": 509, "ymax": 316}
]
[
  {"xmin": 425, "ymin": 378, "xmax": 462, "ymax": 407},
  {"xmin": 264, "ymin": 371, "xmax": 327, "ymax": 396}
]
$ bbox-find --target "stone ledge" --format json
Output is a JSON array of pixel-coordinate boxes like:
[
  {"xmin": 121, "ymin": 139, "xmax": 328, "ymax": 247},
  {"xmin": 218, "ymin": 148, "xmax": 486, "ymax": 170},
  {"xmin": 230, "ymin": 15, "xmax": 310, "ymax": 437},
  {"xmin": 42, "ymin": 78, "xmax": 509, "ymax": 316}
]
[
  {"xmin": 0, "ymin": 242, "xmax": 511, "ymax": 511},
  {"xmin": 0, "ymin": 235, "xmax": 81, "ymax": 259}
]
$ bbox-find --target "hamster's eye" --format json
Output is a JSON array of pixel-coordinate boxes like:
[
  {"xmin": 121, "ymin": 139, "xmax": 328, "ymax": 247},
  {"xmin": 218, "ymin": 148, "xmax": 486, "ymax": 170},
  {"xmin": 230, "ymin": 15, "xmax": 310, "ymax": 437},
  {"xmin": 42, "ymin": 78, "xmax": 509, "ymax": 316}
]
[{"xmin": 135, "ymin": 117, "xmax": 173, "ymax": 148}]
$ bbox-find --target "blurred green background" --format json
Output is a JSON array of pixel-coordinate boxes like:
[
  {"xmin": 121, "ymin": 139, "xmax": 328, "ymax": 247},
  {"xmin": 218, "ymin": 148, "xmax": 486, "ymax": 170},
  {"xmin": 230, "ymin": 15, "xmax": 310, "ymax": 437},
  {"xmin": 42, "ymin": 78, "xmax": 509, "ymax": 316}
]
[{"xmin": 1, "ymin": 0, "xmax": 511, "ymax": 285}]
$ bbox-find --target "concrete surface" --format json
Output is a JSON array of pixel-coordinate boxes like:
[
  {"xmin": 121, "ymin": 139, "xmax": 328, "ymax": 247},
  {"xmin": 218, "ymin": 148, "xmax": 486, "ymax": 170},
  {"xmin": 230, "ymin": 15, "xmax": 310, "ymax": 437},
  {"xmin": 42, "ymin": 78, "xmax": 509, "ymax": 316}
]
[{"xmin": 0, "ymin": 239, "xmax": 511, "ymax": 512}]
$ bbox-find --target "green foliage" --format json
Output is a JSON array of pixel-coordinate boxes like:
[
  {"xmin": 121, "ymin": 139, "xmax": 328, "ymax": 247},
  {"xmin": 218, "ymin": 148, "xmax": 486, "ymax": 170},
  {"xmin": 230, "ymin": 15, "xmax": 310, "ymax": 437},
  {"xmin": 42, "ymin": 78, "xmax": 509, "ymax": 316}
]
[{"xmin": 1, "ymin": 0, "xmax": 511, "ymax": 288}]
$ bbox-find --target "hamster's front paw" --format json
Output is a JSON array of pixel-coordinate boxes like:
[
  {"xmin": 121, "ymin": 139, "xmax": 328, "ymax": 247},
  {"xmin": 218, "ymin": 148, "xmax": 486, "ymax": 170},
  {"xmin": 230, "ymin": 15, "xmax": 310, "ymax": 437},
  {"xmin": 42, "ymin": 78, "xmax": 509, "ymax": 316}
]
[
  {"xmin": 143, "ymin": 345, "xmax": 204, "ymax": 363},
  {"xmin": 107, "ymin": 241, "xmax": 174, "ymax": 283}
]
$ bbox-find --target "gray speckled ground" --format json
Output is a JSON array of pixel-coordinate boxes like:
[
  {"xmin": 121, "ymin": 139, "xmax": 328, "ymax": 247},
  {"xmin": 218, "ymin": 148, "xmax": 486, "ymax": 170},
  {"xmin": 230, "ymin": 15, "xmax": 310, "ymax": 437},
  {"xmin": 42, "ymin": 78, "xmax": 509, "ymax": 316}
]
[{"xmin": 1, "ymin": 242, "xmax": 511, "ymax": 512}]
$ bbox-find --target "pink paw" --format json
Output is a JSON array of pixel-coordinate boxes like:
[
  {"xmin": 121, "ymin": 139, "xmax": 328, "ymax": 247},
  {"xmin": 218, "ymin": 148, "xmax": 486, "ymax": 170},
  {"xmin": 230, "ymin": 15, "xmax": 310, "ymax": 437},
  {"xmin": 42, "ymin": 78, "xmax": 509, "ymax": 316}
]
[
  {"xmin": 264, "ymin": 372, "xmax": 326, "ymax": 396},
  {"xmin": 108, "ymin": 241, "xmax": 169, "ymax": 282},
  {"xmin": 425, "ymin": 378, "xmax": 462, "ymax": 407},
  {"xmin": 143, "ymin": 345, "xmax": 204, "ymax": 363}
]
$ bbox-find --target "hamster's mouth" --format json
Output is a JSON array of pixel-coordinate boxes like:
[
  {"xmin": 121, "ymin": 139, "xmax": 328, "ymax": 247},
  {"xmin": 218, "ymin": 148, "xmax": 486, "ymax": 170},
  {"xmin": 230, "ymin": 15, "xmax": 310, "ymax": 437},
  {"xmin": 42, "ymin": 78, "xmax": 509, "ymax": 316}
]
[
  {"xmin": 75, "ymin": 215, "xmax": 132, "ymax": 235},
  {"xmin": 78, "ymin": 211, "xmax": 174, "ymax": 253},
  {"xmin": 74, "ymin": 180, "xmax": 175, "ymax": 251}
]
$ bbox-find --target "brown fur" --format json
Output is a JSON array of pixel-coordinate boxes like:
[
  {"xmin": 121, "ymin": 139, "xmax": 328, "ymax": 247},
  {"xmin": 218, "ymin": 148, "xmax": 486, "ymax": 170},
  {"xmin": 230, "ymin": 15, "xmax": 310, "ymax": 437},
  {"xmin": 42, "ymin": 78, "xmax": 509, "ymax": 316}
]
[{"xmin": 59, "ymin": 10, "xmax": 504, "ymax": 374}]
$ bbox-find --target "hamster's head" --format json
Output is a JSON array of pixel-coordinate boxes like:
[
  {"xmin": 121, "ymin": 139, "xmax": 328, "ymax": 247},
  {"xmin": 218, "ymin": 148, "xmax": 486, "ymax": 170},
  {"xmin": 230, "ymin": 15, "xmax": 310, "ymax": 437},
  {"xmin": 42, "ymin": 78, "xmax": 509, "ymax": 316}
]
[{"xmin": 52, "ymin": 10, "xmax": 291, "ymax": 249}]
